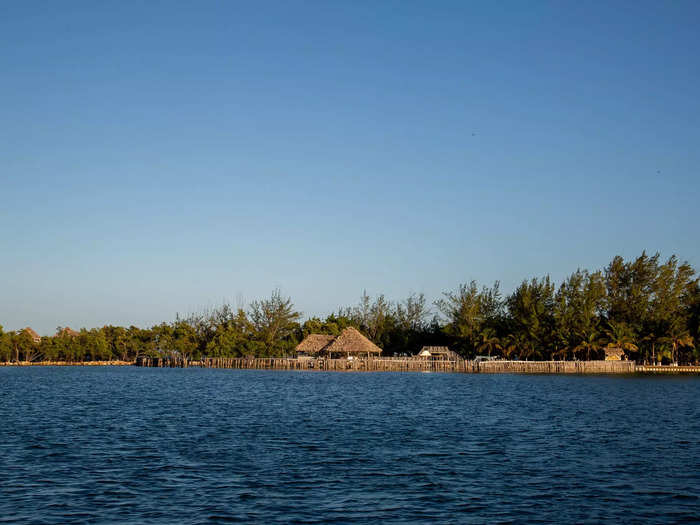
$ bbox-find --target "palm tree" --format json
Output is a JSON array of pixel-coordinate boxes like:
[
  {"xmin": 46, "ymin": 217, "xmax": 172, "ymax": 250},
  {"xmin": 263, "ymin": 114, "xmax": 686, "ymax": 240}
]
[
  {"xmin": 660, "ymin": 324, "xmax": 694, "ymax": 365},
  {"xmin": 477, "ymin": 328, "xmax": 503, "ymax": 357},
  {"xmin": 552, "ymin": 344, "xmax": 572, "ymax": 361},
  {"xmin": 573, "ymin": 331, "xmax": 605, "ymax": 361},
  {"xmin": 605, "ymin": 321, "xmax": 638, "ymax": 360},
  {"xmin": 502, "ymin": 335, "xmax": 519, "ymax": 360},
  {"xmin": 640, "ymin": 332, "xmax": 659, "ymax": 365}
]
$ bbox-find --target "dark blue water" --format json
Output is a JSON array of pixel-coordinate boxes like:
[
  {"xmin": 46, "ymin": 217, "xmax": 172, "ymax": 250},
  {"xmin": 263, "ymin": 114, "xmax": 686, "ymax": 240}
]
[{"xmin": 1, "ymin": 368, "xmax": 699, "ymax": 524}]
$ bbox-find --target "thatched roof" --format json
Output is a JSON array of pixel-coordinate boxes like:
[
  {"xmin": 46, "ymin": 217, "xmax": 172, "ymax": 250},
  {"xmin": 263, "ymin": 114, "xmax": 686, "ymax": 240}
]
[
  {"xmin": 420, "ymin": 346, "xmax": 450, "ymax": 356},
  {"xmin": 22, "ymin": 327, "xmax": 41, "ymax": 342},
  {"xmin": 605, "ymin": 346, "xmax": 625, "ymax": 360},
  {"xmin": 322, "ymin": 327, "xmax": 382, "ymax": 355},
  {"xmin": 296, "ymin": 334, "xmax": 335, "ymax": 354},
  {"xmin": 296, "ymin": 327, "xmax": 382, "ymax": 355},
  {"xmin": 56, "ymin": 327, "xmax": 79, "ymax": 338},
  {"xmin": 297, "ymin": 327, "xmax": 382, "ymax": 356},
  {"xmin": 418, "ymin": 346, "xmax": 460, "ymax": 360}
]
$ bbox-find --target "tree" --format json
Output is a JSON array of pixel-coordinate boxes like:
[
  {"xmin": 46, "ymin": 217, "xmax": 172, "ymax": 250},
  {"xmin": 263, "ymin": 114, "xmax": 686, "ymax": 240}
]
[
  {"xmin": 249, "ymin": 289, "xmax": 301, "ymax": 356},
  {"xmin": 436, "ymin": 281, "xmax": 503, "ymax": 357},
  {"xmin": 659, "ymin": 321, "xmax": 694, "ymax": 365},
  {"xmin": 554, "ymin": 269, "xmax": 606, "ymax": 356},
  {"xmin": 573, "ymin": 330, "xmax": 605, "ymax": 361},
  {"xmin": 604, "ymin": 253, "xmax": 658, "ymax": 337},
  {"xmin": 477, "ymin": 328, "xmax": 502, "ymax": 357},
  {"xmin": 395, "ymin": 293, "xmax": 430, "ymax": 332},
  {"xmin": 605, "ymin": 321, "xmax": 638, "ymax": 360},
  {"xmin": 206, "ymin": 308, "xmax": 256, "ymax": 357},
  {"xmin": 0, "ymin": 326, "xmax": 11, "ymax": 362},
  {"xmin": 640, "ymin": 332, "xmax": 661, "ymax": 365},
  {"xmin": 502, "ymin": 334, "xmax": 520, "ymax": 359},
  {"xmin": 39, "ymin": 337, "xmax": 58, "ymax": 362},
  {"xmin": 14, "ymin": 330, "xmax": 41, "ymax": 362},
  {"xmin": 171, "ymin": 320, "xmax": 199, "ymax": 361},
  {"xmin": 506, "ymin": 277, "xmax": 555, "ymax": 359},
  {"xmin": 103, "ymin": 325, "xmax": 129, "ymax": 361}
]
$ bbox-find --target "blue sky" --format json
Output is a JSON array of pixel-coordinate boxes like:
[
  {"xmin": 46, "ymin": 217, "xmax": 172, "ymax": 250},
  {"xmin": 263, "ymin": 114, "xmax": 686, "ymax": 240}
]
[{"xmin": 2, "ymin": 1, "xmax": 699, "ymax": 334}]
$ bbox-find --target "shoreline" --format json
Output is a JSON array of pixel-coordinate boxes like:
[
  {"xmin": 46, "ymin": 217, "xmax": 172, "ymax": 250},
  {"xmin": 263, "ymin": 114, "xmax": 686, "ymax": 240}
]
[
  {"xmin": 2, "ymin": 359, "xmax": 700, "ymax": 374},
  {"xmin": 139, "ymin": 357, "xmax": 700, "ymax": 374},
  {"xmin": 0, "ymin": 360, "xmax": 135, "ymax": 367}
]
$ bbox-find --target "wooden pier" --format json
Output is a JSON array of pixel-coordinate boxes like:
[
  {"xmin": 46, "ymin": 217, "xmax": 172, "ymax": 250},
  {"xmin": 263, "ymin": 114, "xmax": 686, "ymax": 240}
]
[
  {"xmin": 132, "ymin": 357, "xmax": 700, "ymax": 374},
  {"xmin": 634, "ymin": 364, "xmax": 700, "ymax": 374}
]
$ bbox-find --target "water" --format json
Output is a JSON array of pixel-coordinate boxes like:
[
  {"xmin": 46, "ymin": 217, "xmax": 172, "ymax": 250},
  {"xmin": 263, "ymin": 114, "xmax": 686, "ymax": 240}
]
[{"xmin": 1, "ymin": 368, "xmax": 699, "ymax": 524}]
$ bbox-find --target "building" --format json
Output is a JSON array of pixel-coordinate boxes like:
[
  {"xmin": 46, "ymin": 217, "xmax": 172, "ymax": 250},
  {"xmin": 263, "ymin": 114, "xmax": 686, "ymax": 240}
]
[
  {"xmin": 296, "ymin": 327, "xmax": 382, "ymax": 359},
  {"xmin": 295, "ymin": 334, "xmax": 335, "ymax": 358},
  {"xmin": 56, "ymin": 327, "xmax": 79, "ymax": 338},
  {"xmin": 417, "ymin": 346, "xmax": 460, "ymax": 360},
  {"xmin": 604, "ymin": 346, "xmax": 626, "ymax": 360},
  {"xmin": 22, "ymin": 327, "xmax": 41, "ymax": 344}
]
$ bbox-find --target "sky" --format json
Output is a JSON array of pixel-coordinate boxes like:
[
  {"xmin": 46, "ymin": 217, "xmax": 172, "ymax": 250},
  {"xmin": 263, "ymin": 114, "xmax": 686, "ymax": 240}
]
[{"xmin": 1, "ymin": 1, "xmax": 699, "ymax": 334}]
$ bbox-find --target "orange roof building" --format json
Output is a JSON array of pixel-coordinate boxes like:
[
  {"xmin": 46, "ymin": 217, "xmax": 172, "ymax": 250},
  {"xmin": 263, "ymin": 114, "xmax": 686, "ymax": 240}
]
[
  {"xmin": 56, "ymin": 327, "xmax": 80, "ymax": 338},
  {"xmin": 22, "ymin": 327, "xmax": 41, "ymax": 344}
]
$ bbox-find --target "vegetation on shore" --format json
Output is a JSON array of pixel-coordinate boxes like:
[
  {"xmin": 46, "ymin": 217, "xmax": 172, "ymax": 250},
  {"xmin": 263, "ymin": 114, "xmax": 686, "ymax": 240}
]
[{"xmin": 2, "ymin": 252, "xmax": 698, "ymax": 365}]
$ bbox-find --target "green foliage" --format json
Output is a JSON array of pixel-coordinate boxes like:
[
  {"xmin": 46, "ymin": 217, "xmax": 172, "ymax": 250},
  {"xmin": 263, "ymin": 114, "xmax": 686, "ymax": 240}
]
[
  {"xmin": 553, "ymin": 269, "xmax": 606, "ymax": 354},
  {"xmin": 0, "ymin": 325, "xmax": 11, "ymax": 362},
  {"xmin": 477, "ymin": 328, "xmax": 503, "ymax": 357},
  {"xmin": 572, "ymin": 330, "xmax": 605, "ymax": 361},
  {"xmin": 249, "ymin": 289, "xmax": 302, "ymax": 356},
  {"xmin": 205, "ymin": 308, "xmax": 257, "ymax": 357},
  {"xmin": 506, "ymin": 277, "xmax": 555, "ymax": 359},
  {"xmin": 13, "ymin": 331, "xmax": 40, "ymax": 362},
  {"xmin": 435, "ymin": 281, "xmax": 503, "ymax": 357},
  {"xmin": 659, "ymin": 320, "xmax": 694, "ymax": 365},
  {"xmin": 301, "ymin": 314, "xmax": 355, "ymax": 337},
  {"xmin": 1, "ymin": 252, "xmax": 698, "ymax": 364}
]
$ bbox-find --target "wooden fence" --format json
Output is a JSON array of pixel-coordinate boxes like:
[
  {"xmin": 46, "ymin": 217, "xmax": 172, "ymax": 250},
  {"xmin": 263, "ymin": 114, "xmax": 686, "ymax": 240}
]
[
  {"xmin": 135, "ymin": 357, "xmax": 649, "ymax": 374},
  {"xmin": 4, "ymin": 359, "xmax": 698, "ymax": 374},
  {"xmin": 476, "ymin": 360, "xmax": 635, "ymax": 374},
  {"xmin": 634, "ymin": 364, "xmax": 700, "ymax": 374},
  {"xmin": 199, "ymin": 357, "xmax": 472, "ymax": 372}
]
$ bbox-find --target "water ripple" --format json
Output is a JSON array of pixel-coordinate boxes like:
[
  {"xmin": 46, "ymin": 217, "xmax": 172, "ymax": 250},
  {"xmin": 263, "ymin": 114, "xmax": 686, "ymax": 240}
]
[{"xmin": 1, "ymin": 368, "xmax": 699, "ymax": 523}]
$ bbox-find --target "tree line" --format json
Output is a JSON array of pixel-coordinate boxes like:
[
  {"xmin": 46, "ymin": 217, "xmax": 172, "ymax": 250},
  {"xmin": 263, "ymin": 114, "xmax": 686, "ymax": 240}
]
[{"xmin": 1, "ymin": 252, "xmax": 698, "ymax": 364}]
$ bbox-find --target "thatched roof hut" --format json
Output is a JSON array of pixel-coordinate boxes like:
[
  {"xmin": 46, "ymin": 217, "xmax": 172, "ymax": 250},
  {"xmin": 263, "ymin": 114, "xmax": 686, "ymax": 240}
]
[
  {"xmin": 323, "ymin": 327, "xmax": 382, "ymax": 357},
  {"xmin": 605, "ymin": 346, "xmax": 625, "ymax": 361},
  {"xmin": 295, "ymin": 334, "xmax": 335, "ymax": 355},
  {"xmin": 417, "ymin": 346, "xmax": 460, "ymax": 360},
  {"xmin": 296, "ymin": 327, "xmax": 382, "ymax": 358},
  {"xmin": 22, "ymin": 327, "xmax": 41, "ymax": 343},
  {"xmin": 56, "ymin": 327, "xmax": 79, "ymax": 338}
]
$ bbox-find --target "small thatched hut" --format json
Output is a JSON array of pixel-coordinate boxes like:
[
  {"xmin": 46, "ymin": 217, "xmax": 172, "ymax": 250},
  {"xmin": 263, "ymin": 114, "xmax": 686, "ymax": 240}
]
[
  {"xmin": 417, "ymin": 346, "xmax": 460, "ymax": 360},
  {"xmin": 604, "ymin": 346, "xmax": 626, "ymax": 361},
  {"xmin": 295, "ymin": 327, "xmax": 382, "ymax": 359}
]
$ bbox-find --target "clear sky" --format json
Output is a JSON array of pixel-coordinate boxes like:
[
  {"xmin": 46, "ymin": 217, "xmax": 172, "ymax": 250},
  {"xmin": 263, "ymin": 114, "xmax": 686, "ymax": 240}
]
[{"xmin": 2, "ymin": 1, "xmax": 699, "ymax": 334}]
